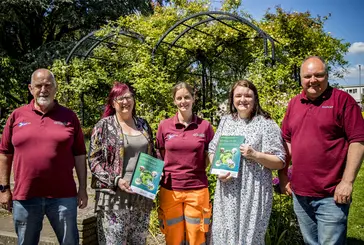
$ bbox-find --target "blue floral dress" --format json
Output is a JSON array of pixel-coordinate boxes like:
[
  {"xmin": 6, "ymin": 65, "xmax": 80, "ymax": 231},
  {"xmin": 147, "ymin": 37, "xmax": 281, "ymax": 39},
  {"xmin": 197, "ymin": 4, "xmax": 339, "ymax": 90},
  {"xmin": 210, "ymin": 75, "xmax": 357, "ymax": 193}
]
[{"xmin": 208, "ymin": 114, "xmax": 285, "ymax": 245}]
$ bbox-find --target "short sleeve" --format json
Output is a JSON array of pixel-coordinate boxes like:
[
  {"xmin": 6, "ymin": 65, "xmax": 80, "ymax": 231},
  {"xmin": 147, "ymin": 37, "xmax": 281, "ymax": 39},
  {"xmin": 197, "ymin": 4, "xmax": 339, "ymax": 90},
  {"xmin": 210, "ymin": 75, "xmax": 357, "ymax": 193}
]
[
  {"xmin": 204, "ymin": 122, "xmax": 214, "ymax": 151},
  {"xmin": 155, "ymin": 121, "xmax": 165, "ymax": 150},
  {"xmin": 262, "ymin": 119, "xmax": 286, "ymax": 164},
  {"xmin": 71, "ymin": 113, "xmax": 86, "ymax": 156},
  {"xmin": 0, "ymin": 113, "xmax": 15, "ymax": 154},
  {"xmin": 208, "ymin": 115, "xmax": 227, "ymax": 154},
  {"xmin": 342, "ymin": 97, "xmax": 364, "ymax": 143},
  {"xmin": 281, "ymin": 101, "xmax": 292, "ymax": 143}
]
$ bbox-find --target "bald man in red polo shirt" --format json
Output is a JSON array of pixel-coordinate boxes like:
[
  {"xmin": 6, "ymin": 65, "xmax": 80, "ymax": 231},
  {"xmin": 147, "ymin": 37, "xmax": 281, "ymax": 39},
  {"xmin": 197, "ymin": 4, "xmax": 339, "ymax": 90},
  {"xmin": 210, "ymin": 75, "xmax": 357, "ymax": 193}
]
[
  {"xmin": 279, "ymin": 56, "xmax": 364, "ymax": 245},
  {"xmin": 0, "ymin": 69, "xmax": 88, "ymax": 245}
]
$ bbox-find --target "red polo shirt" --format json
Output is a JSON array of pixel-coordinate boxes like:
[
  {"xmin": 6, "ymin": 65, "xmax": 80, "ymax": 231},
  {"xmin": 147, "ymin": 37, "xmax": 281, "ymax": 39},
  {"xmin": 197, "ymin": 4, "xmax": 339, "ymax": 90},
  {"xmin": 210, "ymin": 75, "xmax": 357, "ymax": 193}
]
[
  {"xmin": 282, "ymin": 87, "xmax": 364, "ymax": 197},
  {"xmin": 156, "ymin": 114, "xmax": 214, "ymax": 190},
  {"xmin": 0, "ymin": 100, "xmax": 86, "ymax": 200}
]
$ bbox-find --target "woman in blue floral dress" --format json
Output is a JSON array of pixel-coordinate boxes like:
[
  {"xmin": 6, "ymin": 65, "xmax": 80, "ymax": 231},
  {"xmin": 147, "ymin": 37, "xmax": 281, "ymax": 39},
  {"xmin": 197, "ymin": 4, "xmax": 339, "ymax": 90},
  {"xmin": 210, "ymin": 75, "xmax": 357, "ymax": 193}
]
[{"xmin": 208, "ymin": 80, "xmax": 286, "ymax": 245}]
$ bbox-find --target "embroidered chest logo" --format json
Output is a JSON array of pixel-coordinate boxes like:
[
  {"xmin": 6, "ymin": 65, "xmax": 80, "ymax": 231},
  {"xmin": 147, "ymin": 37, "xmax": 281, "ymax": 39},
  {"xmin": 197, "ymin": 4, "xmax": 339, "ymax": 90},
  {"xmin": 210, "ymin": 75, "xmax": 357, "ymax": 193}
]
[
  {"xmin": 54, "ymin": 121, "xmax": 69, "ymax": 126},
  {"xmin": 18, "ymin": 122, "xmax": 31, "ymax": 127},
  {"xmin": 166, "ymin": 133, "xmax": 178, "ymax": 140},
  {"xmin": 321, "ymin": 106, "xmax": 333, "ymax": 109},
  {"xmin": 193, "ymin": 133, "xmax": 205, "ymax": 138}
]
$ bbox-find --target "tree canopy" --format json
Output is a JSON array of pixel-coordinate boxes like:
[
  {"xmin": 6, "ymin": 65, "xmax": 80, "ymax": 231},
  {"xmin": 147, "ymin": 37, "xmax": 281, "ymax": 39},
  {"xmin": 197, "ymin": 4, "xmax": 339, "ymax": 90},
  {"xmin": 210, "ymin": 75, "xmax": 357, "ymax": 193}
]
[
  {"xmin": 0, "ymin": 0, "xmax": 155, "ymax": 58},
  {"xmin": 0, "ymin": 0, "xmax": 161, "ymax": 121}
]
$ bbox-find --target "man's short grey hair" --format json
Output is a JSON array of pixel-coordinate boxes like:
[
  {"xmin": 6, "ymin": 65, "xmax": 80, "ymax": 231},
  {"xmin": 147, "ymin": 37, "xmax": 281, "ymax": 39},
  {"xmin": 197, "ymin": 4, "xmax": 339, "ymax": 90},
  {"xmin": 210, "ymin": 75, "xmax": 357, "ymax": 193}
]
[
  {"xmin": 30, "ymin": 69, "xmax": 57, "ymax": 87},
  {"xmin": 300, "ymin": 56, "xmax": 329, "ymax": 75}
]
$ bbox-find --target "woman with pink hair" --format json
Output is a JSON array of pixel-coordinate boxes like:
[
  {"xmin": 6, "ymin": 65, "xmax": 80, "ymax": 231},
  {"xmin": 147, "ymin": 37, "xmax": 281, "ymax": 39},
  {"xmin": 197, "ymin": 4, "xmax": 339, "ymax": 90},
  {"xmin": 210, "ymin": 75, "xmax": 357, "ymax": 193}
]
[{"xmin": 88, "ymin": 82, "xmax": 155, "ymax": 245}]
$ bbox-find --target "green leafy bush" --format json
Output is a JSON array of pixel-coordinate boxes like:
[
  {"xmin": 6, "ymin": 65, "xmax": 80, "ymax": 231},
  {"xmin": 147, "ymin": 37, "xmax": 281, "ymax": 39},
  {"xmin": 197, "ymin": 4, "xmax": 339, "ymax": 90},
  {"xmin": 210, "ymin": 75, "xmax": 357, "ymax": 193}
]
[{"xmin": 265, "ymin": 194, "xmax": 303, "ymax": 245}]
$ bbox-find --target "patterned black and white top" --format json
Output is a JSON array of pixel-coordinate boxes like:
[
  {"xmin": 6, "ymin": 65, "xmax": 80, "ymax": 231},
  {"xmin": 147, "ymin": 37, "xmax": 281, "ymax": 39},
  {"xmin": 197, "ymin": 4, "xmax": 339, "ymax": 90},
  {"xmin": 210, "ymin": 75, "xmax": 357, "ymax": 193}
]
[{"xmin": 208, "ymin": 114, "xmax": 285, "ymax": 245}]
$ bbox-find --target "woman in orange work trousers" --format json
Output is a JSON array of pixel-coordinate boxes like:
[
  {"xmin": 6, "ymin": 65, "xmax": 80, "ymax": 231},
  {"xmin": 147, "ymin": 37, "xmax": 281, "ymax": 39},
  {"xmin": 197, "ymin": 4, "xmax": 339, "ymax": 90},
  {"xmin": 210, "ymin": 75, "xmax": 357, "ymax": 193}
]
[{"xmin": 156, "ymin": 82, "xmax": 214, "ymax": 245}]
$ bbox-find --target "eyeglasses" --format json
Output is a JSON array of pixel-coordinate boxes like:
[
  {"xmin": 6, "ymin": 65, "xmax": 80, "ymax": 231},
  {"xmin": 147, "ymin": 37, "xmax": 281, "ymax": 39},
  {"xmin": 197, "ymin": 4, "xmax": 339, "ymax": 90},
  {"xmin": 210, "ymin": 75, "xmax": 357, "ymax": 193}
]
[{"xmin": 114, "ymin": 95, "xmax": 133, "ymax": 103}]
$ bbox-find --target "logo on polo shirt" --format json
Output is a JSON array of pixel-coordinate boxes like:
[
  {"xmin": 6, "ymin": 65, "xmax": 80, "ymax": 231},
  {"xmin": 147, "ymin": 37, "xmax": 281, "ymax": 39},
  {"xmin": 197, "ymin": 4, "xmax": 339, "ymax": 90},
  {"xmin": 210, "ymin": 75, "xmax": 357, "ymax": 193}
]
[
  {"xmin": 321, "ymin": 106, "xmax": 333, "ymax": 109},
  {"xmin": 166, "ymin": 133, "xmax": 178, "ymax": 140},
  {"xmin": 54, "ymin": 121, "xmax": 69, "ymax": 126},
  {"xmin": 18, "ymin": 122, "xmax": 31, "ymax": 127},
  {"xmin": 193, "ymin": 133, "xmax": 205, "ymax": 138}
]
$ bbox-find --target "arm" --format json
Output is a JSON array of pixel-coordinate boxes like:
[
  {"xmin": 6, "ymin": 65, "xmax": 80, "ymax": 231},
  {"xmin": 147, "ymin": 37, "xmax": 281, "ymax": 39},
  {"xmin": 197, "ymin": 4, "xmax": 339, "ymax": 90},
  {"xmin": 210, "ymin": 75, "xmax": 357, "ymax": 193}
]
[
  {"xmin": 88, "ymin": 122, "xmax": 118, "ymax": 189},
  {"xmin": 0, "ymin": 114, "xmax": 15, "ymax": 211},
  {"xmin": 205, "ymin": 152, "xmax": 210, "ymax": 169},
  {"xmin": 278, "ymin": 142, "xmax": 292, "ymax": 195},
  {"xmin": 208, "ymin": 153, "xmax": 214, "ymax": 164},
  {"xmin": 240, "ymin": 145, "xmax": 284, "ymax": 169},
  {"xmin": 243, "ymin": 119, "xmax": 286, "ymax": 170},
  {"xmin": 155, "ymin": 121, "xmax": 166, "ymax": 160},
  {"xmin": 159, "ymin": 149, "xmax": 165, "ymax": 160},
  {"xmin": 205, "ymin": 122, "xmax": 215, "ymax": 168},
  {"xmin": 74, "ymin": 155, "xmax": 88, "ymax": 209},
  {"xmin": 0, "ymin": 154, "xmax": 13, "ymax": 211},
  {"xmin": 334, "ymin": 142, "xmax": 364, "ymax": 204},
  {"xmin": 278, "ymin": 103, "xmax": 293, "ymax": 195},
  {"xmin": 334, "ymin": 99, "xmax": 364, "ymax": 203},
  {"xmin": 88, "ymin": 122, "xmax": 133, "ymax": 193},
  {"xmin": 208, "ymin": 116, "xmax": 231, "ymax": 181},
  {"xmin": 157, "ymin": 149, "xmax": 166, "ymax": 179}
]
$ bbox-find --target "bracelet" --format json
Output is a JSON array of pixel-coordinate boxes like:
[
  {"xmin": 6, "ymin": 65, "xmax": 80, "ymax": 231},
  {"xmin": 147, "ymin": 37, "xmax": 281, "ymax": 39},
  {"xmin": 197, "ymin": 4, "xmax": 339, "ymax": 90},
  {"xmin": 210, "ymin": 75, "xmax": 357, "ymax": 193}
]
[{"xmin": 114, "ymin": 176, "xmax": 122, "ymax": 187}]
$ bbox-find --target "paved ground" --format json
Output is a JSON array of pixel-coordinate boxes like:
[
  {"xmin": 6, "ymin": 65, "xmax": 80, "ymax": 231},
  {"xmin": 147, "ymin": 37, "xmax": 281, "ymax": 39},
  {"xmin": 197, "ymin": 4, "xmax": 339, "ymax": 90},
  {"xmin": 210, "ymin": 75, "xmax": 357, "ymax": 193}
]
[
  {"xmin": 0, "ymin": 197, "xmax": 97, "ymax": 244},
  {"xmin": 0, "ymin": 169, "xmax": 166, "ymax": 245},
  {"xmin": 0, "ymin": 211, "xmax": 58, "ymax": 244},
  {"xmin": 0, "ymin": 169, "xmax": 96, "ymax": 244}
]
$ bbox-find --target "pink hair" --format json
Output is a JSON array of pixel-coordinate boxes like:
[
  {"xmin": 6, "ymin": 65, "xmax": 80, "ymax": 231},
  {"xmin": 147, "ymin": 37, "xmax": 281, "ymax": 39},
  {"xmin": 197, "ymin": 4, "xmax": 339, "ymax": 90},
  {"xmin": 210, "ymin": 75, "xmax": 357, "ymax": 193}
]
[{"xmin": 102, "ymin": 82, "xmax": 136, "ymax": 118}]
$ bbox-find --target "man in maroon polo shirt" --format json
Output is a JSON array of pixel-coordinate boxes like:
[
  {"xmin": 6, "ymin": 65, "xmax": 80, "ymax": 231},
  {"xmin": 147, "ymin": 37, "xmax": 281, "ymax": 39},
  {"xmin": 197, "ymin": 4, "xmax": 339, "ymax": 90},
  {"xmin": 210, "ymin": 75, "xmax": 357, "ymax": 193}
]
[
  {"xmin": 0, "ymin": 68, "xmax": 88, "ymax": 245},
  {"xmin": 279, "ymin": 56, "xmax": 364, "ymax": 245}
]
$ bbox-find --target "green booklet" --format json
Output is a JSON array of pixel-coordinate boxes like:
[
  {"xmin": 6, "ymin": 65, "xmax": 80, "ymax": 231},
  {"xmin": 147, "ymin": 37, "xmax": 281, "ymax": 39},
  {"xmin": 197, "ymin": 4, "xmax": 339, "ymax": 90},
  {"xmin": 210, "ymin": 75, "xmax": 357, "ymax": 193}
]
[
  {"xmin": 130, "ymin": 152, "xmax": 164, "ymax": 200},
  {"xmin": 211, "ymin": 135, "xmax": 245, "ymax": 178}
]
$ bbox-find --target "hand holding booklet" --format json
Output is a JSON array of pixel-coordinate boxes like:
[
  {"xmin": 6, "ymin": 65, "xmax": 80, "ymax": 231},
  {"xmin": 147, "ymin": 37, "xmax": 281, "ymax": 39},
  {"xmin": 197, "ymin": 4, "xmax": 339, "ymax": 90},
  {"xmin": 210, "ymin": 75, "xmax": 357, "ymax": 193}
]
[
  {"xmin": 211, "ymin": 135, "xmax": 245, "ymax": 178},
  {"xmin": 130, "ymin": 152, "xmax": 164, "ymax": 200}
]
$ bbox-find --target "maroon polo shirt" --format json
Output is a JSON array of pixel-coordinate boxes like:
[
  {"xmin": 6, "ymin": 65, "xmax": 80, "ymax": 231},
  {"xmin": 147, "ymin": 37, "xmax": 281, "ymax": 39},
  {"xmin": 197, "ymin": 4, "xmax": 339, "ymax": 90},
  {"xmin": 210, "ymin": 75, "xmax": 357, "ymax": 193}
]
[
  {"xmin": 0, "ymin": 100, "xmax": 86, "ymax": 200},
  {"xmin": 282, "ymin": 87, "xmax": 364, "ymax": 197},
  {"xmin": 156, "ymin": 114, "xmax": 214, "ymax": 190}
]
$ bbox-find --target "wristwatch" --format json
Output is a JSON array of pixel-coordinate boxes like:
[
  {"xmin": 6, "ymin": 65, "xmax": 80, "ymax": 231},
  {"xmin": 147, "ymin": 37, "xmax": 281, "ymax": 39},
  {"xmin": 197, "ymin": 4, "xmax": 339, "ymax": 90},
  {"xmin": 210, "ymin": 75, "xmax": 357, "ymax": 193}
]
[{"xmin": 0, "ymin": 184, "xmax": 10, "ymax": 192}]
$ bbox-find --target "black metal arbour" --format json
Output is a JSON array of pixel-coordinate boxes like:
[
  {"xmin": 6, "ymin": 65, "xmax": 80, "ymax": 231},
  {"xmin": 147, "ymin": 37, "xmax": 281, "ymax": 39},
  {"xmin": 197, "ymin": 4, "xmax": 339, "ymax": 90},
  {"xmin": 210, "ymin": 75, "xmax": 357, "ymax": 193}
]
[
  {"xmin": 66, "ymin": 11, "xmax": 279, "ymax": 124},
  {"xmin": 65, "ymin": 28, "xmax": 144, "ymax": 125},
  {"xmin": 152, "ymin": 11, "xmax": 277, "ymax": 63},
  {"xmin": 66, "ymin": 28, "xmax": 144, "ymax": 64},
  {"xmin": 151, "ymin": 11, "xmax": 278, "ymax": 119}
]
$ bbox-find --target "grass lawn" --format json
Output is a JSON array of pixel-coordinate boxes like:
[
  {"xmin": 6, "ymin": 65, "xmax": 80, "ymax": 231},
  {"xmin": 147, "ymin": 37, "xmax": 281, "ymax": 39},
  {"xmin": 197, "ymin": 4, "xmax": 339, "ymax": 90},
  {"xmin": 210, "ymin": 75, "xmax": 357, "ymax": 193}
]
[{"xmin": 347, "ymin": 164, "xmax": 364, "ymax": 244}]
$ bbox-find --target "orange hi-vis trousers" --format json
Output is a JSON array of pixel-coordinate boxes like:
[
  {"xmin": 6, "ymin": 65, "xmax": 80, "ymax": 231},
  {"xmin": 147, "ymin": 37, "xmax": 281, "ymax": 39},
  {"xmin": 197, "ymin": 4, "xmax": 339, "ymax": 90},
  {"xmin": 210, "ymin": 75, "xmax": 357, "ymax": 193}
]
[{"xmin": 158, "ymin": 187, "xmax": 211, "ymax": 245}]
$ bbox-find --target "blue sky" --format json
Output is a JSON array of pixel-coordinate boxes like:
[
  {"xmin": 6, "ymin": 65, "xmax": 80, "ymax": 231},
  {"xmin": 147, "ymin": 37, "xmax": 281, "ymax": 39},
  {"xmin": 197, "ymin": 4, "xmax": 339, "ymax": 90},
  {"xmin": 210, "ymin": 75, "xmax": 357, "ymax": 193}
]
[{"xmin": 211, "ymin": 0, "xmax": 364, "ymax": 86}]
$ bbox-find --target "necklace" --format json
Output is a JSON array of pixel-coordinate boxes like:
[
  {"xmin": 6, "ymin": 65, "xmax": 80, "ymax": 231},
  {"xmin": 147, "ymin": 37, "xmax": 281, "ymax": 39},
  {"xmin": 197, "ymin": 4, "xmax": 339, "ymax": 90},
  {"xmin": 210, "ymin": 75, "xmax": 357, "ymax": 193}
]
[
  {"xmin": 178, "ymin": 114, "xmax": 192, "ymax": 126},
  {"xmin": 115, "ymin": 115, "xmax": 129, "ymax": 144},
  {"xmin": 238, "ymin": 113, "xmax": 249, "ymax": 120},
  {"xmin": 179, "ymin": 120, "xmax": 191, "ymax": 126}
]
